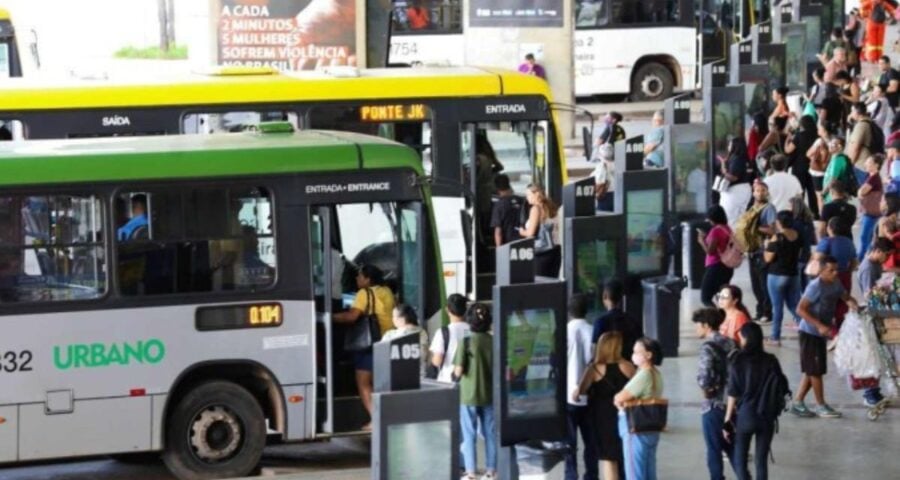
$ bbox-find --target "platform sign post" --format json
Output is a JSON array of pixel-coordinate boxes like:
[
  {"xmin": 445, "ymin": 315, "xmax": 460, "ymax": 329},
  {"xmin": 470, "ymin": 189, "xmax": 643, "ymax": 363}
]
[
  {"xmin": 494, "ymin": 281, "xmax": 567, "ymax": 480},
  {"xmin": 496, "ymin": 238, "xmax": 537, "ymax": 285},
  {"xmin": 664, "ymin": 93, "xmax": 693, "ymax": 125},
  {"xmin": 562, "ymin": 176, "xmax": 597, "ymax": 218},
  {"xmin": 373, "ymin": 333, "xmax": 421, "ymax": 393}
]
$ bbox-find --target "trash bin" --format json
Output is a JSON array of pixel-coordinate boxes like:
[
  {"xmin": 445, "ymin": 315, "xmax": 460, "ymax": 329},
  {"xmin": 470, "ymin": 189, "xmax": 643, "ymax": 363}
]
[
  {"xmin": 682, "ymin": 220, "xmax": 708, "ymax": 290},
  {"xmin": 642, "ymin": 275, "xmax": 687, "ymax": 358}
]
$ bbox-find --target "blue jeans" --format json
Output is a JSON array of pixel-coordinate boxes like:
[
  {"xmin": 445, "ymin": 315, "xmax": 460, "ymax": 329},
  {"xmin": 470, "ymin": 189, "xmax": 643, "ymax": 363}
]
[
  {"xmin": 855, "ymin": 167, "xmax": 868, "ymax": 187},
  {"xmin": 701, "ymin": 407, "xmax": 734, "ymax": 480},
  {"xmin": 859, "ymin": 214, "xmax": 880, "ymax": 262},
  {"xmin": 767, "ymin": 274, "xmax": 802, "ymax": 341},
  {"xmin": 460, "ymin": 405, "xmax": 497, "ymax": 474},
  {"xmin": 565, "ymin": 405, "xmax": 599, "ymax": 480},
  {"xmin": 618, "ymin": 413, "xmax": 659, "ymax": 480}
]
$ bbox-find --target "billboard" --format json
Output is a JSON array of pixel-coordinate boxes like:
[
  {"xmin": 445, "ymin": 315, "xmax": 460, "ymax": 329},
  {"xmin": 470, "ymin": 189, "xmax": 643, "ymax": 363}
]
[
  {"xmin": 470, "ymin": 0, "xmax": 564, "ymax": 27},
  {"xmin": 217, "ymin": 0, "xmax": 357, "ymax": 71}
]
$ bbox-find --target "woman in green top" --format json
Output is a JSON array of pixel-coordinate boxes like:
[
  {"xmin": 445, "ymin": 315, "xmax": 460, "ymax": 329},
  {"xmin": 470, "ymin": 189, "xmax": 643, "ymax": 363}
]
[
  {"xmin": 822, "ymin": 137, "xmax": 851, "ymax": 203},
  {"xmin": 613, "ymin": 338, "xmax": 665, "ymax": 480},
  {"xmin": 454, "ymin": 303, "xmax": 497, "ymax": 480}
]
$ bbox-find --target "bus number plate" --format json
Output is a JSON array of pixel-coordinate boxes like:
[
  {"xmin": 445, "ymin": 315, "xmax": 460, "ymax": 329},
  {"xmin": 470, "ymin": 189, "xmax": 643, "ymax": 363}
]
[{"xmin": 0, "ymin": 350, "xmax": 33, "ymax": 373}]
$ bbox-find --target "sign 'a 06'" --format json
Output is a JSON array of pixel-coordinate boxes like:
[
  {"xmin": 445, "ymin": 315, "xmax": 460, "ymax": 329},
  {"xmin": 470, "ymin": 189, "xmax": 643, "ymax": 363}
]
[{"xmin": 510, "ymin": 248, "xmax": 534, "ymax": 261}]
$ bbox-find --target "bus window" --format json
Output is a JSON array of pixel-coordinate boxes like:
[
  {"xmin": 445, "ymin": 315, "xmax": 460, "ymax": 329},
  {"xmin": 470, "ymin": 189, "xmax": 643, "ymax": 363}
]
[
  {"xmin": 335, "ymin": 202, "xmax": 421, "ymax": 313},
  {"xmin": 308, "ymin": 105, "xmax": 434, "ymax": 174},
  {"xmin": 116, "ymin": 186, "xmax": 275, "ymax": 295},
  {"xmin": 0, "ymin": 120, "xmax": 26, "ymax": 140},
  {"xmin": 577, "ymin": 0, "xmax": 681, "ymax": 27},
  {"xmin": 391, "ymin": 0, "xmax": 462, "ymax": 34},
  {"xmin": 464, "ymin": 122, "xmax": 541, "ymax": 197},
  {"xmin": 182, "ymin": 111, "xmax": 300, "ymax": 134},
  {"xmin": 0, "ymin": 194, "xmax": 105, "ymax": 303}
]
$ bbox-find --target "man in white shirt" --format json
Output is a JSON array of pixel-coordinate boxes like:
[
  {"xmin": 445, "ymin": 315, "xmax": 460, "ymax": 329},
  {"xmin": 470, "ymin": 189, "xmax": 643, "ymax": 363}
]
[
  {"xmin": 564, "ymin": 294, "xmax": 597, "ymax": 480},
  {"xmin": 764, "ymin": 154, "xmax": 804, "ymax": 212},
  {"xmin": 429, "ymin": 294, "xmax": 471, "ymax": 384}
]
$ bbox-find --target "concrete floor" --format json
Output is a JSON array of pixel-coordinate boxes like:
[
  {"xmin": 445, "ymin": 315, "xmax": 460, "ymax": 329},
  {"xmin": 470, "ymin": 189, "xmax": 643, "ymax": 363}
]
[{"xmin": 245, "ymin": 262, "xmax": 900, "ymax": 480}]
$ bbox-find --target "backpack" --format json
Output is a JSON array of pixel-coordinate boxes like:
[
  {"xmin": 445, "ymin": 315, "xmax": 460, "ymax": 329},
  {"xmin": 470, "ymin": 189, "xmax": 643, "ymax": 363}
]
[
  {"xmin": 864, "ymin": 119, "xmax": 886, "ymax": 155},
  {"xmin": 425, "ymin": 326, "xmax": 450, "ymax": 379},
  {"xmin": 734, "ymin": 205, "xmax": 766, "ymax": 253},
  {"xmin": 719, "ymin": 229, "xmax": 744, "ymax": 269},
  {"xmin": 757, "ymin": 354, "xmax": 792, "ymax": 424}
]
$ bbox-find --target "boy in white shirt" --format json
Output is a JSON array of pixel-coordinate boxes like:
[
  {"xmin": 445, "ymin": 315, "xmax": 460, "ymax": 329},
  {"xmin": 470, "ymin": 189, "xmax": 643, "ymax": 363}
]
[
  {"xmin": 564, "ymin": 294, "xmax": 597, "ymax": 480},
  {"xmin": 429, "ymin": 294, "xmax": 471, "ymax": 383}
]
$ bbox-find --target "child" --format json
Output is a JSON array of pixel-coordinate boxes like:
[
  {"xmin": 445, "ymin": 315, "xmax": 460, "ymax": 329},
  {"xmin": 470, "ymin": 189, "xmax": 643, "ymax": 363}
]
[{"xmin": 857, "ymin": 237, "xmax": 894, "ymax": 407}]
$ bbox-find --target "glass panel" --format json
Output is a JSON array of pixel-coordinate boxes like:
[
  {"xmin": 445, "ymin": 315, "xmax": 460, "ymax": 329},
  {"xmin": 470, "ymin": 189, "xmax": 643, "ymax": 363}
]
[
  {"xmin": 399, "ymin": 205, "xmax": 421, "ymax": 314},
  {"xmin": 0, "ymin": 194, "xmax": 105, "ymax": 304},
  {"xmin": 116, "ymin": 186, "xmax": 275, "ymax": 295},
  {"xmin": 182, "ymin": 111, "xmax": 299, "ymax": 134},
  {"xmin": 506, "ymin": 308, "xmax": 559, "ymax": 418},
  {"xmin": 391, "ymin": 0, "xmax": 462, "ymax": 34}
]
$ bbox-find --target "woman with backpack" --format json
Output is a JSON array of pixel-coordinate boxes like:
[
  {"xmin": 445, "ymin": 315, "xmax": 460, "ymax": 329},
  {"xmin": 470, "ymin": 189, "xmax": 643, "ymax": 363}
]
[
  {"xmin": 724, "ymin": 322, "xmax": 788, "ymax": 480},
  {"xmin": 698, "ymin": 205, "xmax": 737, "ymax": 307}
]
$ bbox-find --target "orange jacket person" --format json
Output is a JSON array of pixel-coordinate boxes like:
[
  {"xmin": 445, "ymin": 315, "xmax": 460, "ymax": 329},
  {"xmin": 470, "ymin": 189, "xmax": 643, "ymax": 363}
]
[
  {"xmin": 862, "ymin": 0, "xmax": 896, "ymax": 62},
  {"xmin": 406, "ymin": 1, "xmax": 430, "ymax": 30}
]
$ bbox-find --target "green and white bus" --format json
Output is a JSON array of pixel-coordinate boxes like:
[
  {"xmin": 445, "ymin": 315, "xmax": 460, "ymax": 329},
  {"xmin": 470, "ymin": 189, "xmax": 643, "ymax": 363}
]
[{"xmin": 0, "ymin": 128, "xmax": 442, "ymax": 479}]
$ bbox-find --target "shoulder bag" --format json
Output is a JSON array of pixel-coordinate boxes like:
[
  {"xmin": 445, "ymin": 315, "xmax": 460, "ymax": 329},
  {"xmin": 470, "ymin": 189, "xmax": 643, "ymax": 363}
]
[
  {"xmin": 623, "ymin": 369, "xmax": 668, "ymax": 433},
  {"xmin": 425, "ymin": 326, "xmax": 450, "ymax": 379},
  {"xmin": 343, "ymin": 288, "xmax": 383, "ymax": 352},
  {"xmin": 534, "ymin": 219, "xmax": 555, "ymax": 253}
]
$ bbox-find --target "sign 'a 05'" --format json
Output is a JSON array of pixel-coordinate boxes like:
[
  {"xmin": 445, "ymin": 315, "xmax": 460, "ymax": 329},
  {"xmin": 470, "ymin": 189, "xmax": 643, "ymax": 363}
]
[{"xmin": 390, "ymin": 343, "xmax": 421, "ymax": 360}]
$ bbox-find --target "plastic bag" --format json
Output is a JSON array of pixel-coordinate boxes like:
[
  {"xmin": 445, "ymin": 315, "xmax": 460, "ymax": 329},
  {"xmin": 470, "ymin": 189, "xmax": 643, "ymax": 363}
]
[{"xmin": 834, "ymin": 312, "xmax": 882, "ymax": 379}]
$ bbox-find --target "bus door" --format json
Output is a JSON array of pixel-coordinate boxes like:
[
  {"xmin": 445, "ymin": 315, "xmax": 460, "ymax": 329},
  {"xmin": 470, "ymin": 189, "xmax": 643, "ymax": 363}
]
[
  {"xmin": 310, "ymin": 201, "xmax": 424, "ymax": 434},
  {"xmin": 461, "ymin": 121, "xmax": 548, "ymax": 300}
]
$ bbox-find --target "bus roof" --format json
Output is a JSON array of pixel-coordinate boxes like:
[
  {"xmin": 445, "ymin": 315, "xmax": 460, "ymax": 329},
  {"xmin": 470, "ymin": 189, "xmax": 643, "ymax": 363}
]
[
  {"xmin": 0, "ymin": 67, "xmax": 552, "ymax": 111},
  {"xmin": 0, "ymin": 130, "xmax": 423, "ymax": 186}
]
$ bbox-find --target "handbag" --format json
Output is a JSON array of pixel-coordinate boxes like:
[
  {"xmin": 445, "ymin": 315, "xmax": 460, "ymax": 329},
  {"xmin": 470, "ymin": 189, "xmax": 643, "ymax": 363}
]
[
  {"xmin": 342, "ymin": 288, "xmax": 382, "ymax": 352},
  {"xmin": 713, "ymin": 175, "xmax": 731, "ymax": 193},
  {"xmin": 534, "ymin": 220, "xmax": 555, "ymax": 253},
  {"xmin": 623, "ymin": 370, "xmax": 668, "ymax": 433}
]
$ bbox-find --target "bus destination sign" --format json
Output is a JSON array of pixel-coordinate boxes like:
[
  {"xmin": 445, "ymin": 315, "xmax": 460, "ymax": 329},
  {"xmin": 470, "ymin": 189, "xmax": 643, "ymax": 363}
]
[{"xmin": 359, "ymin": 104, "xmax": 428, "ymax": 122}]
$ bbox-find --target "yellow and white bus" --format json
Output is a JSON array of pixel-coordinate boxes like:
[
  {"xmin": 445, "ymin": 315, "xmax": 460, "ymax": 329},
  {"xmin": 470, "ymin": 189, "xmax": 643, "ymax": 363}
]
[
  {"xmin": 0, "ymin": 7, "xmax": 22, "ymax": 77},
  {"xmin": 0, "ymin": 66, "xmax": 567, "ymax": 300}
]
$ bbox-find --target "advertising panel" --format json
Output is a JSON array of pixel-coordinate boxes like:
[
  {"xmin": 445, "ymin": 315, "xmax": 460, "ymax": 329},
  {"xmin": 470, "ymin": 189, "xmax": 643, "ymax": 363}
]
[
  {"xmin": 217, "ymin": 0, "xmax": 357, "ymax": 71},
  {"xmin": 470, "ymin": 0, "xmax": 563, "ymax": 27}
]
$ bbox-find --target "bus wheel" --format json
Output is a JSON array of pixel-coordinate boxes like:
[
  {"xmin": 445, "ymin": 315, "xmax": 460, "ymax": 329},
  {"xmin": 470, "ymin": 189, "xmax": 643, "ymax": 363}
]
[
  {"xmin": 631, "ymin": 63, "xmax": 673, "ymax": 102},
  {"xmin": 162, "ymin": 381, "xmax": 266, "ymax": 480}
]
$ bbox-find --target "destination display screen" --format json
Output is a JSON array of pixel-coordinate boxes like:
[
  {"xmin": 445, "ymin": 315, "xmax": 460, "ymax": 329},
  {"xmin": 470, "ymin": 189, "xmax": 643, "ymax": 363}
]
[
  {"xmin": 196, "ymin": 303, "xmax": 282, "ymax": 331},
  {"xmin": 359, "ymin": 104, "xmax": 430, "ymax": 122},
  {"xmin": 626, "ymin": 189, "xmax": 666, "ymax": 274},
  {"xmin": 506, "ymin": 308, "xmax": 558, "ymax": 418},
  {"xmin": 574, "ymin": 239, "xmax": 618, "ymax": 318}
]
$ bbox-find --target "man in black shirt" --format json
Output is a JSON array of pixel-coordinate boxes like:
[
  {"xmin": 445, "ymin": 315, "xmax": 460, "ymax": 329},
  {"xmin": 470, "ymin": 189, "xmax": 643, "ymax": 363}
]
[
  {"xmin": 819, "ymin": 181, "xmax": 857, "ymax": 240},
  {"xmin": 877, "ymin": 55, "xmax": 900, "ymax": 109},
  {"xmin": 489, "ymin": 174, "xmax": 524, "ymax": 246},
  {"xmin": 591, "ymin": 279, "xmax": 643, "ymax": 360}
]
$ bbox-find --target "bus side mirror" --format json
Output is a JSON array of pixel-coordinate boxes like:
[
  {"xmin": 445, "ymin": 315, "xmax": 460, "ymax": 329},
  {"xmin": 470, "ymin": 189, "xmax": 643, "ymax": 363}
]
[{"xmin": 582, "ymin": 126, "xmax": 592, "ymax": 161}]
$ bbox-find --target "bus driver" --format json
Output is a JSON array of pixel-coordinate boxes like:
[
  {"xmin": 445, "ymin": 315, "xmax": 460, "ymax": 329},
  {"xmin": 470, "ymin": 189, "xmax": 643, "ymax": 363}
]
[{"xmin": 117, "ymin": 194, "xmax": 149, "ymax": 241}]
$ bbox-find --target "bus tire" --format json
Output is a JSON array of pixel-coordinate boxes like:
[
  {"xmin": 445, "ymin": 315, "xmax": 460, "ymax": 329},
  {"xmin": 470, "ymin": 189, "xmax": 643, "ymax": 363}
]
[
  {"xmin": 162, "ymin": 381, "xmax": 266, "ymax": 480},
  {"xmin": 631, "ymin": 63, "xmax": 674, "ymax": 102}
]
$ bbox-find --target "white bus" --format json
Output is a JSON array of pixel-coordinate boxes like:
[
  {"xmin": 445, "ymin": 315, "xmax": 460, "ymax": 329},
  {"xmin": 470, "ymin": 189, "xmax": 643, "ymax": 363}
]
[{"xmin": 575, "ymin": 0, "xmax": 698, "ymax": 100}]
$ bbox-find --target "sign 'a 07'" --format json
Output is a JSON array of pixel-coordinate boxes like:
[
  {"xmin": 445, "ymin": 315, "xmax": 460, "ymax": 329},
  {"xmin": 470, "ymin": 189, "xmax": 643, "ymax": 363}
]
[
  {"xmin": 510, "ymin": 248, "xmax": 534, "ymax": 261},
  {"xmin": 390, "ymin": 343, "xmax": 421, "ymax": 360},
  {"xmin": 576, "ymin": 185, "xmax": 594, "ymax": 198}
]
